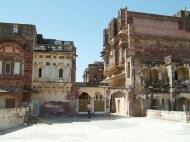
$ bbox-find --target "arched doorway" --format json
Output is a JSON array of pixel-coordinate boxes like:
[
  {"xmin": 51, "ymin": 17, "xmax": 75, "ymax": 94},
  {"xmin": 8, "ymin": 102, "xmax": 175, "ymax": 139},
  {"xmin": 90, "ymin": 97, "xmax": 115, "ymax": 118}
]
[
  {"xmin": 151, "ymin": 99, "xmax": 160, "ymax": 110},
  {"xmin": 94, "ymin": 92, "xmax": 104, "ymax": 112},
  {"xmin": 79, "ymin": 92, "xmax": 91, "ymax": 112},
  {"xmin": 110, "ymin": 91, "xmax": 125, "ymax": 114},
  {"xmin": 133, "ymin": 99, "xmax": 141, "ymax": 117},
  {"xmin": 176, "ymin": 97, "xmax": 190, "ymax": 111}
]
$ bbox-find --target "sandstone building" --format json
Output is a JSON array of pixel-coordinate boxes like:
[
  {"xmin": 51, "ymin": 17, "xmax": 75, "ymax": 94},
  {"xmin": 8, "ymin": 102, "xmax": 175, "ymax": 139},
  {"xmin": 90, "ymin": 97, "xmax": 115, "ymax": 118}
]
[
  {"xmin": 0, "ymin": 7, "xmax": 190, "ymax": 120},
  {"xmin": 0, "ymin": 22, "xmax": 36, "ymax": 109},
  {"xmin": 32, "ymin": 34, "xmax": 77, "ymax": 115},
  {"xmin": 101, "ymin": 8, "xmax": 190, "ymax": 116},
  {"xmin": 83, "ymin": 61, "xmax": 104, "ymax": 84}
]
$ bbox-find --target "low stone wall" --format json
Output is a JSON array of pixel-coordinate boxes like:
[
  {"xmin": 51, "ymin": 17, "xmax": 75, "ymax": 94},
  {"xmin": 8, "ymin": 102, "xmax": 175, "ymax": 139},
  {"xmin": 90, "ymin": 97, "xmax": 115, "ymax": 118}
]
[
  {"xmin": 0, "ymin": 107, "xmax": 29, "ymax": 131},
  {"xmin": 147, "ymin": 109, "xmax": 190, "ymax": 122}
]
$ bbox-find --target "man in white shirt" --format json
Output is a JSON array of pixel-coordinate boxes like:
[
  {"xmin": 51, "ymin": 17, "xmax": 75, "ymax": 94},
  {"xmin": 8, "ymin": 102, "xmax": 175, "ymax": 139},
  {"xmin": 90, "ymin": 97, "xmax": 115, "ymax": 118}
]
[{"xmin": 86, "ymin": 102, "xmax": 92, "ymax": 118}]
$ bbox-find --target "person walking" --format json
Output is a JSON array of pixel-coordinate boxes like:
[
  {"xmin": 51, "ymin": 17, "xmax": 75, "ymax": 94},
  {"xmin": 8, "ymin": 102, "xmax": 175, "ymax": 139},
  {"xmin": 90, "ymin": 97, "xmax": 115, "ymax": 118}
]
[{"xmin": 86, "ymin": 102, "xmax": 92, "ymax": 119}]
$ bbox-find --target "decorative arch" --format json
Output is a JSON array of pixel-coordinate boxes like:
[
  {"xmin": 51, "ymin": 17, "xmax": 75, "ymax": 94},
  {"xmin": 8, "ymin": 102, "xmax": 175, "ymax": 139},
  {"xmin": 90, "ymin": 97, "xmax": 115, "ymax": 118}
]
[
  {"xmin": 175, "ymin": 67, "xmax": 189, "ymax": 81},
  {"xmin": 151, "ymin": 98, "xmax": 160, "ymax": 110},
  {"xmin": 78, "ymin": 92, "xmax": 91, "ymax": 112},
  {"xmin": 176, "ymin": 97, "xmax": 190, "ymax": 111},
  {"xmin": 79, "ymin": 92, "xmax": 91, "ymax": 100},
  {"xmin": 142, "ymin": 67, "xmax": 150, "ymax": 82},
  {"xmin": 110, "ymin": 91, "xmax": 125, "ymax": 113},
  {"xmin": 151, "ymin": 69, "xmax": 159, "ymax": 81},
  {"xmin": 0, "ymin": 41, "xmax": 25, "ymax": 55}
]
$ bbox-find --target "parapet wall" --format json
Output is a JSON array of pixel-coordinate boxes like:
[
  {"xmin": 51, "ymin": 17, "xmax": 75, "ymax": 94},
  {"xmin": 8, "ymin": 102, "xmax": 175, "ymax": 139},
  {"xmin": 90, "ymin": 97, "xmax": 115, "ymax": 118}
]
[
  {"xmin": 147, "ymin": 109, "xmax": 190, "ymax": 123},
  {"xmin": 0, "ymin": 107, "xmax": 29, "ymax": 131}
]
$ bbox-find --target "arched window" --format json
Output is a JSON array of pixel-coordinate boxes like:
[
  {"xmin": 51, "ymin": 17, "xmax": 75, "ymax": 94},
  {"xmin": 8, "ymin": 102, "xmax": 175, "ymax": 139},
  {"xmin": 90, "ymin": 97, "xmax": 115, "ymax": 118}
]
[
  {"xmin": 59, "ymin": 68, "xmax": 63, "ymax": 78},
  {"xmin": 175, "ymin": 67, "xmax": 189, "ymax": 81},
  {"xmin": 39, "ymin": 68, "xmax": 42, "ymax": 78},
  {"xmin": 143, "ymin": 68, "xmax": 150, "ymax": 82},
  {"xmin": 151, "ymin": 69, "xmax": 159, "ymax": 81}
]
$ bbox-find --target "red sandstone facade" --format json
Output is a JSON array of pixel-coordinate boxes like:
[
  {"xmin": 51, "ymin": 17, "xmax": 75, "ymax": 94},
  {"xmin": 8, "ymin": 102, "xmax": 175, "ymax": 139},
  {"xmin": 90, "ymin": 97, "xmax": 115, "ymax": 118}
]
[
  {"xmin": 0, "ymin": 23, "xmax": 36, "ymax": 108},
  {"xmin": 101, "ymin": 8, "xmax": 190, "ymax": 116}
]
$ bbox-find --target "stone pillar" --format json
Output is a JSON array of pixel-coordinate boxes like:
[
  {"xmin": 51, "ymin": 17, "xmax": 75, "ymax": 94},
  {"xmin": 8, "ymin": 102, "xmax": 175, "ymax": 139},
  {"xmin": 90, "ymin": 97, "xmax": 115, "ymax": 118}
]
[
  {"xmin": 164, "ymin": 56, "xmax": 175, "ymax": 111},
  {"xmin": 127, "ymin": 90, "xmax": 133, "ymax": 117},
  {"xmin": 141, "ymin": 99, "xmax": 145, "ymax": 116},
  {"xmin": 104, "ymin": 98, "xmax": 107, "ymax": 113},
  {"xmin": 91, "ymin": 98, "xmax": 94, "ymax": 113},
  {"xmin": 76, "ymin": 98, "xmax": 79, "ymax": 113}
]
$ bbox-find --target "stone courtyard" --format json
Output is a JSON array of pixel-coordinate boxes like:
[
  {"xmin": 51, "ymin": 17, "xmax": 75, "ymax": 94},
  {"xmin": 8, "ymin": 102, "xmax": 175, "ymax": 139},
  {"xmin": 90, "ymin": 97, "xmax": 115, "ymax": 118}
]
[{"xmin": 0, "ymin": 116, "xmax": 190, "ymax": 142}]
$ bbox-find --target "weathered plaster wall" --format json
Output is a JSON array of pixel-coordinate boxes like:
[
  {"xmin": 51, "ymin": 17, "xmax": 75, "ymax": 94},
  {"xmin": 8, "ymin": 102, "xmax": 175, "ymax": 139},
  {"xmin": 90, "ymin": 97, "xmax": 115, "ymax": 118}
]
[
  {"xmin": 0, "ymin": 107, "xmax": 29, "ymax": 131},
  {"xmin": 33, "ymin": 52, "xmax": 73, "ymax": 83},
  {"xmin": 147, "ymin": 109, "xmax": 190, "ymax": 122}
]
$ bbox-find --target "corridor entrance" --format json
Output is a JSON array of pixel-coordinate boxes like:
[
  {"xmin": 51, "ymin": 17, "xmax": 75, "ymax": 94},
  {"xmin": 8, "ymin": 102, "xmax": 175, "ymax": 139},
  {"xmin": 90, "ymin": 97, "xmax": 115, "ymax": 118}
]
[{"xmin": 79, "ymin": 92, "xmax": 91, "ymax": 112}]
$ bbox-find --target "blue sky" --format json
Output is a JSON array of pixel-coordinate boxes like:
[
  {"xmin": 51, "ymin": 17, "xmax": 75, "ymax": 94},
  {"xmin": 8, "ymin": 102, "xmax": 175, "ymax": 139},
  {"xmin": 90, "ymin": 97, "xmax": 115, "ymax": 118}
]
[{"xmin": 0, "ymin": 0, "xmax": 189, "ymax": 81}]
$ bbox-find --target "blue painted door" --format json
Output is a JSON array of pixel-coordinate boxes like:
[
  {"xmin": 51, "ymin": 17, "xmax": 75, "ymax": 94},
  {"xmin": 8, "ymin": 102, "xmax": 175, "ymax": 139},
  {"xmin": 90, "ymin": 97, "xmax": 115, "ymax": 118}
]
[{"xmin": 32, "ymin": 99, "xmax": 40, "ymax": 116}]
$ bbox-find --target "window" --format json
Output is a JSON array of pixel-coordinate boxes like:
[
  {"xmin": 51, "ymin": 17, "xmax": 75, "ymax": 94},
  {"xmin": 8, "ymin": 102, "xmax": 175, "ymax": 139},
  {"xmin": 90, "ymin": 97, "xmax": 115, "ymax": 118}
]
[
  {"xmin": 14, "ymin": 62, "xmax": 20, "ymax": 74},
  {"xmin": 59, "ymin": 56, "xmax": 64, "ymax": 59},
  {"xmin": 96, "ymin": 95, "xmax": 99, "ymax": 100},
  {"xmin": 46, "ymin": 62, "xmax": 50, "ymax": 66},
  {"xmin": 0, "ymin": 61, "xmax": 2, "ymax": 74},
  {"xmin": 127, "ymin": 62, "xmax": 130, "ymax": 78},
  {"xmin": 39, "ymin": 68, "xmax": 42, "ymax": 78},
  {"xmin": 59, "ymin": 68, "xmax": 63, "ymax": 78},
  {"xmin": 39, "ymin": 55, "xmax": 43, "ymax": 58},
  {"xmin": 99, "ymin": 95, "xmax": 103, "ymax": 100},
  {"xmin": 13, "ymin": 25, "xmax": 18, "ymax": 33},
  {"xmin": 5, "ymin": 63, "xmax": 11, "ymax": 74},
  {"xmin": 46, "ymin": 55, "xmax": 51, "ymax": 58}
]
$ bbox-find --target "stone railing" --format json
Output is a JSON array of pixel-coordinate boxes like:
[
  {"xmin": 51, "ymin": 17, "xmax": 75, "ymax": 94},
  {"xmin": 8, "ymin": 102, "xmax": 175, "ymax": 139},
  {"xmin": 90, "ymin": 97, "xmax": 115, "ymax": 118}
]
[
  {"xmin": 0, "ymin": 107, "xmax": 29, "ymax": 131},
  {"xmin": 147, "ymin": 109, "xmax": 190, "ymax": 123}
]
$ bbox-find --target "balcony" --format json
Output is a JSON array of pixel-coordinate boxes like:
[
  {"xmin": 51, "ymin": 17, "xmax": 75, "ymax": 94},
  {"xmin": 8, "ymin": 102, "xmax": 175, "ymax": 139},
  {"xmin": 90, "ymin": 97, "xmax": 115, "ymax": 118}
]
[
  {"xmin": 34, "ymin": 45, "xmax": 73, "ymax": 52},
  {"xmin": 144, "ymin": 81, "xmax": 169, "ymax": 93},
  {"xmin": 174, "ymin": 80, "xmax": 190, "ymax": 93},
  {"xmin": 117, "ymin": 29, "xmax": 128, "ymax": 38}
]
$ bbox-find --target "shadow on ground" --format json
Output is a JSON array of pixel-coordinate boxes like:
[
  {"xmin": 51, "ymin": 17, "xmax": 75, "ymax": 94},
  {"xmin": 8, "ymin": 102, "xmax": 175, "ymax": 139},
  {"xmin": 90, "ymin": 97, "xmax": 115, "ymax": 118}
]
[
  {"xmin": 0, "ymin": 114, "xmax": 128, "ymax": 135},
  {"xmin": 39, "ymin": 114, "xmax": 127, "ymax": 124},
  {"xmin": 0, "ymin": 125, "xmax": 30, "ymax": 135}
]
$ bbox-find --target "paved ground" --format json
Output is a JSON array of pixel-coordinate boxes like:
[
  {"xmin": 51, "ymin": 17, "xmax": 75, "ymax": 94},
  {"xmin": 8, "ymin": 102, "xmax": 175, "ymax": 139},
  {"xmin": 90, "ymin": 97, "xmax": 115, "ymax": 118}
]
[{"xmin": 0, "ymin": 116, "xmax": 190, "ymax": 142}]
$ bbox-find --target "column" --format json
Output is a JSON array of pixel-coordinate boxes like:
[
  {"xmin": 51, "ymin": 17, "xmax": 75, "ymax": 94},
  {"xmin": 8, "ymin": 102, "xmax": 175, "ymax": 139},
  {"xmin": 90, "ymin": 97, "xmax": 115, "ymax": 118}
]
[
  {"xmin": 127, "ymin": 90, "xmax": 133, "ymax": 117},
  {"xmin": 164, "ymin": 56, "xmax": 175, "ymax": 111},
  {"xmin": 76, "ymin": 98, "xmax": 79, "ymax": 113},
  {"xmin": 104, "ymin": 98, "xmax": 106, "ymax": 113},
  {"xmin": 91, "ymin": 98, "xmax": 94, "ymax": 113}
]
